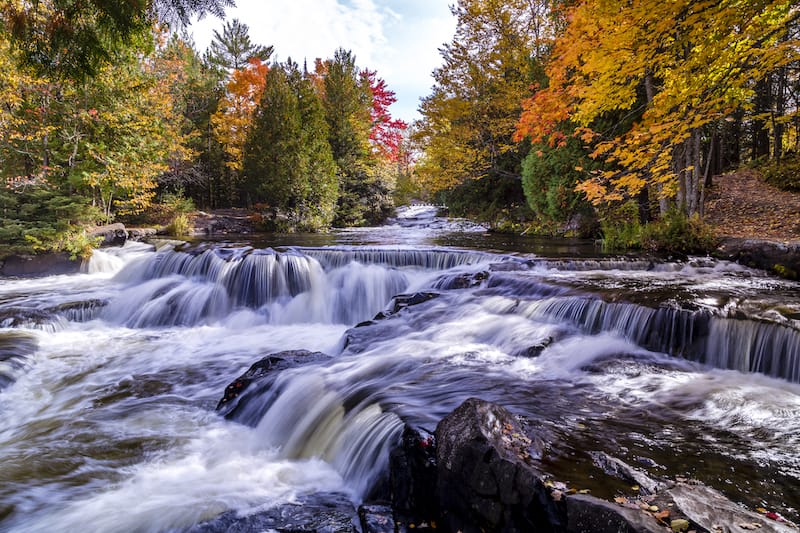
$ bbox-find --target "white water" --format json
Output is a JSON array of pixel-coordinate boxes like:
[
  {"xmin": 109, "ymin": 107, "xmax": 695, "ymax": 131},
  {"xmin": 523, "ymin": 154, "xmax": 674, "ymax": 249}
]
[{"xmin": 1, "ymin": 209, "xmax": 800, "ymax": 531}]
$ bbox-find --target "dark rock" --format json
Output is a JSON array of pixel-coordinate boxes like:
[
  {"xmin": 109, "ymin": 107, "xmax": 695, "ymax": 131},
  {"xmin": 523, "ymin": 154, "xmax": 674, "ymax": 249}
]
[
  {"xmin": 565, "ymin": 494, "xmax": 664, "ymax": 533},
  {"xmin": 388, "ymin": 292, "xmax": 439, "ymax": 314},
  {"xmin": 0, "ymin": 307, "xmax": 55, "ymax": 328},
  {"xmin": 47, "ymin": 299, "xmax": 107, "ymax": 322},
  {"xmin": 515, "ymin": 336, "xmax": 554, "ymax": 358},
  {"xmin": 666, "ymin": 482, "xmax": 797, "ymax": 532},
  {"xmin": 587, "ymin": 451, "xmax": 665, "ymax": 495},
  {"xmin": 433, "ymin": 271, "xmax": 489, "ymax": 290},
  {"xmin": 89, "ymin": 223, "xmax": 128, "ymax": 246},
  {"xmin": 358, "ymin": 504, "xmax": 395, "ymax": 533},
  {"xmin": 0, "ymin": 252, "xmax": 82, "ymax": 278},
  {"xmin": 127, "ymin": 227, "xmax": 158, "ymax": 241},
  {"xmin": 434, "ymin": 397, "xmax": 560, "ymax": 533},
  {"xmin": 716, "ymin": 238, "xmax": 800, "ymax": 280},
  {"xmin": 189, "ymin": 493, "xmax": 357, "ymax": 533},
  {"xmin": 216, "ymin": 350, "xmax": 330, "ymax": 423},
  {"xmin": 389, "ymin": 426, "xmax": 438, "ymax": 524}
]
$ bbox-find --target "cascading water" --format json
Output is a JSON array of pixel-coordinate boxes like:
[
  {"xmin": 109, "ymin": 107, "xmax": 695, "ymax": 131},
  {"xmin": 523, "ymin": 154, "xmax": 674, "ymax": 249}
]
[{"xmin": 1, "ymin": 206, "xmax": 799, "ymax": 531}]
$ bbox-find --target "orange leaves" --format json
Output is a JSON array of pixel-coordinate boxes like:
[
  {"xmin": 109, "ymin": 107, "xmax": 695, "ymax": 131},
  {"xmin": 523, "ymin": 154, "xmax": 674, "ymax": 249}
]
[{"xmin": 212, "ymin": 58, "xmax": 268, "ymax": 172}]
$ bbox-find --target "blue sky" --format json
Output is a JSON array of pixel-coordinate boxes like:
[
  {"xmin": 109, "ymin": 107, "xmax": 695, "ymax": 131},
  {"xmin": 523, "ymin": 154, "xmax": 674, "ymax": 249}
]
[{"xmin": 190, "ymin": 0, "xmax": 456, "ymax": 123}]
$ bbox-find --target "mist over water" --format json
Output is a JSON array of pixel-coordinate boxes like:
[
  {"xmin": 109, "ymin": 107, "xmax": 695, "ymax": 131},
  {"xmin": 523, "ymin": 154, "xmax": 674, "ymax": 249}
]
[{"xmin": 1, "ymin": 206, "xmax": 800, "ymax": 531}]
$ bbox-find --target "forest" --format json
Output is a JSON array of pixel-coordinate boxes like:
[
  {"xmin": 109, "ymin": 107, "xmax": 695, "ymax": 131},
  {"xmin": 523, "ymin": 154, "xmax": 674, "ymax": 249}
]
[{"xmin": 1, "ymin": 0, "xmax": 799, "ymax": 258}]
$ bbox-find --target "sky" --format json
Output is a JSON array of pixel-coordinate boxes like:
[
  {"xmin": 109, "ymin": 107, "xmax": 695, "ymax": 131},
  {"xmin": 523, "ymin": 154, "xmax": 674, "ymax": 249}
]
[{"xmin": 190, "ymin": 0, "xmax": 457, "ymax": 123}]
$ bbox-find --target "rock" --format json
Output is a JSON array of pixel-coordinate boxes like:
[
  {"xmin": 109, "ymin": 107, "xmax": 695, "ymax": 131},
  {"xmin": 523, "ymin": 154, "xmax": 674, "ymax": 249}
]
[
  {"xmin": 434, "ymin": 397, "xmax": 559, "ymax": 532},
  {"xmin": 433, "ymin": 271, "xmax": 489, "ymax": 290},
  {"xmin": 716, "ymin": 238, "xmax": 800, "ymax": 280},
  {"xmin": 389, "ymin": 426, "xmax": 438, "ymax": 524},
  {"xmin": 358, "ymin": 504, "xmax": 395, "ymax": 533},
  {"xmin": 588, "ymin": 451, "xmax": 666, "ymax": 495},
  {"xmin": 388, "ymin": 292, "xmax": 440, "ymax": 315},
  {"xmin": 565, "ymin": 494, "xmax": 665, "ymax": 533},
  {"xmin": 216, "ymin": 350, "xmax": 330, "ymax": 424},
  {"xmin": 127, "ymin": 227, "xmax": 158, "ymax": 241},
  {"xmin": 0, "ymin": 252, "xmax": 82, "ymax": 278},
  {"xmin": 666, "ymin": 482, "xmax": 797, "ymax": 532},
  {"xmin": 189, "ymin": 493, "xmax": 357, "ymax": 533},
  {"xmin": 89, "ymin": 223, "xmax": 128, "ymax": 246}
]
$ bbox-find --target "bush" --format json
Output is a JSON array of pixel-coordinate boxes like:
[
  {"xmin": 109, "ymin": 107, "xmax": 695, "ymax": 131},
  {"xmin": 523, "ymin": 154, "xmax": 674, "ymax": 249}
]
[
  {"xmin": 166, "ymin": 213, "xmax": 192, "ymax": 237},
  {"xmin": 761, "ymin": 155, "xmax": 800, "ymax": 192},
  {"xmin": 521, "ymin": 138, "xmax": 597, "ymax": 236},
  {"xmin": 641, "ymin": 209, "xmax": 718, "ymax": 254},
  {"xmin": 600, "ymin": 201, "xmax": 642, "ymax": 251}
]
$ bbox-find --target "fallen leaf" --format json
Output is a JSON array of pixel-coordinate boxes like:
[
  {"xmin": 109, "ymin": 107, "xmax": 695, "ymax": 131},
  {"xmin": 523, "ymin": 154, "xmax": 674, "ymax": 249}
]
[
  {"xmin": 578, "ymin": 489, "xmax": 591, "ymax": 494},
  {"xmin": 649, "ymin": 505, "xmax": 659, "ymax": 512},
  {"xmin": 738, "ymin": 523, "xmax": 762, "ymax": 530},
  {"xmin": 631, "ymin": 485, "xmax": 640, "ymax": 492},
  {"xmin": 614, "ymin": 497, "xmax": 627, "ymax": 504},
  {"xmin": 756, "ymin": 508, "xmax": 768, "ymax": 514},
  {"xmin": 671, "ymin": 518, "xmax": 690, "ymax": 532}
]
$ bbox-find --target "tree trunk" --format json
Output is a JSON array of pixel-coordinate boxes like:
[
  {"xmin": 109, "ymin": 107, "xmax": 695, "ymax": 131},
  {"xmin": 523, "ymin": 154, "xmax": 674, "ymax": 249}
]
[{"xmin": 752, "ymin": 77, "xmax": 771, "ymax": 160}]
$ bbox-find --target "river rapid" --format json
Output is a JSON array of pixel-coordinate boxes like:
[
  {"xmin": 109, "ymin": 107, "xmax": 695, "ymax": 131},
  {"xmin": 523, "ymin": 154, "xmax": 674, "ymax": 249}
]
[{"xmin": 1, "ymin": 205, "xmax": 799, "ymax": 532}]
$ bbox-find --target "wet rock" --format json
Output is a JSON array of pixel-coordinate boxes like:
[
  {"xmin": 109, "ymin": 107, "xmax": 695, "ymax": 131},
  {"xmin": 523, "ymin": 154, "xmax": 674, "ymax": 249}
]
[
  {"xmin": 89, "ymin": 223, "xmax": 128, "ymax": 246},
  {"xmin": 515, "ymin": 336, "xmax": 554, "ymax": 358},
  {"xmin": 565, "ymin": 494, "xmax": 665, "ymax": 533},
  {"xmin": 666, "ymin": 482, "xmax": 797, "ymax": 532},
  {"xmin": 189, "ymin": 493, "xmax": 357, "ymax": 533},
  {"xmin": 0, "ymin": 307, "xmax": 57, "ymax": 328},
  {"xmin": 388, "ymin": 292, "xmax": 440, "ymax": 314},
  {"xmin": 434, "ymin": 397, "xmax": 560, "ymax": 532},
  {"xmin": 588, "ymin": 451, "xmax": 666, "ymax": 495},
  {"xmin": 47, "ymin": 299, "xmax": 107, "ymax": 322},
  {"xmin": 358, "ymin": 504, "xmax": 395, "ymax": 533},
  {"xmin": 433, "ymin": 271, "xmax": 489, "ymax": 290},
  {"xmin": 0, "ymin": 252, "xmax": 82, "ymax": 278},
  {"xmin": 389, "ymin": 426, "xmax": 438, "ymax": 524},
  {"xmin": 216, "ymin": 350, "xmax": 330, "ymax": 423}
]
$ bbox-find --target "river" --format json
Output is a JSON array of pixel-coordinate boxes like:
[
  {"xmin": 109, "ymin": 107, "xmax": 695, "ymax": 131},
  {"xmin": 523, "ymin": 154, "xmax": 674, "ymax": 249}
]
[{"xmin": 1, "ymin": 205, "xmax": 799, "ymax": 531}]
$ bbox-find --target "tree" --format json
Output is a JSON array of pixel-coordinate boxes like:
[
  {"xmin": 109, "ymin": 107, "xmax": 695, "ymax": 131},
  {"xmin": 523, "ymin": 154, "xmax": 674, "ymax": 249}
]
[
  {"xmin": 413, "ymin": 0, "xmax": 551, "ymax": 194},
  {"xmin": 0, "ymin": 0, "xmax": 232, "ymax": 79},
  {"xmin": 206, "ymin": 19, "xmax": 273, "ymax": 73},
  {"xmin": 362, "ymin": 70, "xmax": 407, "ymax": 162},
  {"xmin": 322, "ymin": 48, "xmax": 394, "ymax": 226},
  {"xmin": 242, "ymin": 62, "xmax": 337, "ymax": 231},
  {"xmin": 516, "ymin": 0, "xmax": 800, "ymax": 217},
  {"xmin": 211, "ymin": 57, "xmax": 268, "ymax": 205}
]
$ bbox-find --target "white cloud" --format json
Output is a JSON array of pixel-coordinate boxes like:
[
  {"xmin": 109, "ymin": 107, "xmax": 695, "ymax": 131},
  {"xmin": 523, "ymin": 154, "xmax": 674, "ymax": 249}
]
[{"xmin": 190, "ymin": 0, "xmax": 455, "ymax": 122}]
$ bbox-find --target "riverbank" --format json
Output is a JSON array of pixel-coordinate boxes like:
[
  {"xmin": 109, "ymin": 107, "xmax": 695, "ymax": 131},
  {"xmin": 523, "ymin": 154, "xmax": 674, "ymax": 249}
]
[{"xmin": 705, "ymin": 169, "xmax": 800, "ymax": 279}]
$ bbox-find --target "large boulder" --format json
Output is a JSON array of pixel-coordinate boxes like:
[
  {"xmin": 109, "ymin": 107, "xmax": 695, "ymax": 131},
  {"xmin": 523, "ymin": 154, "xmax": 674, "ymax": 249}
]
[
  {"xmin": 434, "ymin": 397, "xmax": 560, "ymax": 532},
  {"xmin": 89, "ymin": 223, "xmax": 128, "ymax": 247},
  {"xmin": 216, "ymin": 350, "xmax": 330, "ymax": 424},
  {"xmin": 0, "ymin": 252, "xmax": 82, "ymax": 277},
  {"xmin": 389, "ymin": 426, "xmax": 439, "ymax": 525},
  {"xmin": 716, "ymin": 238, "xmax": 800, "ymax": 280}
]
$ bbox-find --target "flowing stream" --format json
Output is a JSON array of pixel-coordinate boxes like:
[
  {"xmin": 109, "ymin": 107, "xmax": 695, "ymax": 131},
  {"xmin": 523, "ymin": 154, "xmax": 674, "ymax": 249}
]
[{"xmin": 1, "ymin": 205, "xmax": 800, "ymax": 532}]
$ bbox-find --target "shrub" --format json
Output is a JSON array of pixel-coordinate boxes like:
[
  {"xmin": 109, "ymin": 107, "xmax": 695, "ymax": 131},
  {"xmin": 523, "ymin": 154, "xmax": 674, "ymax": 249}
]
[
  {"xmin": 641, "ymin": 209, "xmax": 718, "ymax": 254},
  {"xmin": 166, "ymin": 213, "xmax": 192, "ymax": 237},
  {"xmin": 761, "ymin": 155, "xmax": 800, "ymax": 192},
  {"xmin": 600, "ymin": 201, "xmax": 642, "ymax": 251}
]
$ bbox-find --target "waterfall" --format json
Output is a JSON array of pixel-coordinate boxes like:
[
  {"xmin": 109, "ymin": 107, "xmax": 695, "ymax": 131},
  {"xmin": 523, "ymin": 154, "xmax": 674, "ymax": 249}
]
[
  {"xmin": 300, "ymin": 247, "xmax": 504, "ymax": 270},
  {"xmin": 515, "ymin": 294, "xmax": 800, "ymax": 383},
  {"xmin": 704, "ymin": 318, "xmax": 800, "ymax": 383}
]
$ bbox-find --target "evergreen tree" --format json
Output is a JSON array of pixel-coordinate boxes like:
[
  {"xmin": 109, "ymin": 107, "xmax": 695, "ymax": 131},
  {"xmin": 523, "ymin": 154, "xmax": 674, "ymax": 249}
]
[
  {"xmin": 206, "ymin": 19, "xmax": 273, "ymax": 73},
  {"xmin": 243, "ymin": 63, "xmax": 337, "ymax": 231},
  {"xmin": 322, "ymin": 48, "xmax": 393, "ymax": 226}
]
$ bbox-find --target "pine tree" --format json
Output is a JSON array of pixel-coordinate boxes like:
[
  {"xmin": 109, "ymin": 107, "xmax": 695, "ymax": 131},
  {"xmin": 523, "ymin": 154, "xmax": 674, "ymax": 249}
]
[{"xmin": 206, "ymin": 19, "xmax": 273, "ymax": 73}]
